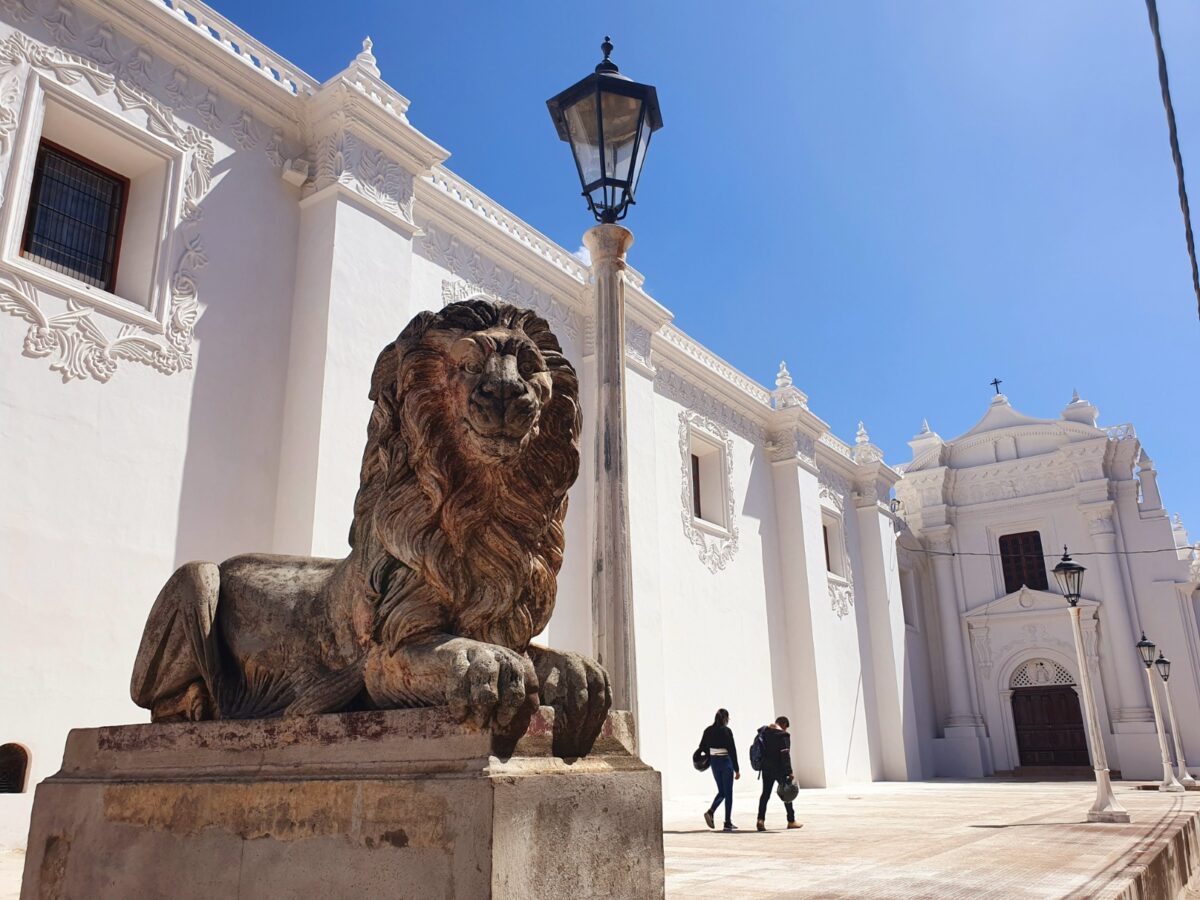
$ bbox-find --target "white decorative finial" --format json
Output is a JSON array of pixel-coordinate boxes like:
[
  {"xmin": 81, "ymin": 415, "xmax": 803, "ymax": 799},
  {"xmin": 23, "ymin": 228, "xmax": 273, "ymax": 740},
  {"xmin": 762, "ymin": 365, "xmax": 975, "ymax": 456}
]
[
  {"xmin": 856, "ymin": 421, "xmax": 869, "ymax": 445},
  {"xmin": 355, "ymin": 35, "xmax": 380, "ymax": 76},
  {"xmin": 1174, "ymin": 513, "xmax": 1184, "ymax": 527},
  {"xmin": 1071, "ymin": 387, "xmax": 1080, "ymax": 403},
  {"xmin": 775, "ymin": 361, "xmax": 793, "ymax": 390},
  {"xmin": 920, "ymin": 418, "xmax": 930, "ymax": 434}
]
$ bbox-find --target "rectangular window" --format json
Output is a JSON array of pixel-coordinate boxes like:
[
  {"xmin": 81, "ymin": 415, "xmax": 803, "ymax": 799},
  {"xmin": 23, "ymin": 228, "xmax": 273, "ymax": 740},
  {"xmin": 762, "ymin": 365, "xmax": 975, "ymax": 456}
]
[
  {"xmin": 691, "ymin": 453, "xmax": 702, "ymax": 518},
  {"xmin": 823, "ymin": 525, "xmax": 833, "ymax": 573},
  {"xmin": 999, "ymin": 530, "xmax": 1048, "ymax": 593},
  {"xmin": 21, "ymin": 141, "xmax": 128, "ymax": 292}
]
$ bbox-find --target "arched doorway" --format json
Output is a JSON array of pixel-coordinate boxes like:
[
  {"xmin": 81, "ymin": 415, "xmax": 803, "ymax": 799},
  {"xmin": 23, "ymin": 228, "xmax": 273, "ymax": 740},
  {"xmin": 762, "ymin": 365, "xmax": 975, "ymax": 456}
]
[
  {"xmin": 0, "ymin": 743, "xmax": 29, "ymax": 793},
  {"xmin": 1009, "ymin": 660, "xmax": 1089, "ymax": 767}
]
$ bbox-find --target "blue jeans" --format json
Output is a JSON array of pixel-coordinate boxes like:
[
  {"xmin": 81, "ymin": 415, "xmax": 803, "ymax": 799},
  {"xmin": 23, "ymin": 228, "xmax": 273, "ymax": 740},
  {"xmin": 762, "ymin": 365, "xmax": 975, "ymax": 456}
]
[{"xmin": 707, "ymin": 756, "xmax": 735, "ymax": 826}]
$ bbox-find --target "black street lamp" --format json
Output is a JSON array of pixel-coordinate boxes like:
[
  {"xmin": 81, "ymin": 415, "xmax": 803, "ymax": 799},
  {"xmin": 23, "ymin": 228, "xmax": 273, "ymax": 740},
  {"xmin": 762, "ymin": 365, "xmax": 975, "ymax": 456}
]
[
  {"xmin": 1155, "ymin": 651, "xmax": 1171, "ymax": 682},
  {"xmin": 1137, "ymin": 632, "xmax": 1156, "ymax": 668},
  {"xmin": 1052, "ymin": 547, "xmax": 1086, "ymax": 606},
  {"xmin": 546, "ymin": 37, "xmax": 663, "ymax": 224}
]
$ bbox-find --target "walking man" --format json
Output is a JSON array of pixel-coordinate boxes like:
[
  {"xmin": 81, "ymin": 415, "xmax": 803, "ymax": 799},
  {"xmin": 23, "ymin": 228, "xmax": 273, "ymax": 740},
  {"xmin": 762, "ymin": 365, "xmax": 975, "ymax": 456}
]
[{"xmin": 756, "ymin": 716, "xmax": 801, "ymax": 831}]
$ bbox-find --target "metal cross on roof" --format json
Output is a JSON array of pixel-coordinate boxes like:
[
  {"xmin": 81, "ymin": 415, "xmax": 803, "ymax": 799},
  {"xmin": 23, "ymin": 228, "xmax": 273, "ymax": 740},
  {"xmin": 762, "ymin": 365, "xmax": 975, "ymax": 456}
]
[{"xmin": 990, "ymin": 378, "xmax": 1003, "ymax": 395}]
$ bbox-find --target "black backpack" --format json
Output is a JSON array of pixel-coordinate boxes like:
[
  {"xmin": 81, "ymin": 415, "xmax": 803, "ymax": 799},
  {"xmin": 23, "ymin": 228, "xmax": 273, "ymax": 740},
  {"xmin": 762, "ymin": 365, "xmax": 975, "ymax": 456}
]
[{"xmin": 749, "ymin": 725, "xmax": 768, "ymax": 772}]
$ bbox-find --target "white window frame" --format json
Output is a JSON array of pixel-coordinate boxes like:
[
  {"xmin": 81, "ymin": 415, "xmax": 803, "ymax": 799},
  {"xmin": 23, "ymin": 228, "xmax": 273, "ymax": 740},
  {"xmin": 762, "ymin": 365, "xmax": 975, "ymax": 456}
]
[
  {"xmin": 678, "ymin": 410, "xmax": 739, "ymax": 572},
  {"xmin": 0, "ymin": 71, "xmax": 182, "ymax": 329}
]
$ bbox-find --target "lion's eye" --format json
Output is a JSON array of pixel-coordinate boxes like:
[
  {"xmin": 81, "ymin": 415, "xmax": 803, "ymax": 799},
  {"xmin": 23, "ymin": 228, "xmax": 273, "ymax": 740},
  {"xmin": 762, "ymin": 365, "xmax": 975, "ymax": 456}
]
[
  {"xmin": 463, "ymin": 360, "xmax": 483, "ymax": 375},
  {"xmin": 518, "ymin": 360, "xmax": 538, "ymax": 377}
]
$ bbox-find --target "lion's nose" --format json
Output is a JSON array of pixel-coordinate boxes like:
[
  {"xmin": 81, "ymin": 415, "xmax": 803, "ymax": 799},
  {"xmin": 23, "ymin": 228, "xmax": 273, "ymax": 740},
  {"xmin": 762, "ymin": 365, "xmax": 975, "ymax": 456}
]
[{"xmin": 478, "ymin": 376, "xmax": 525, "ymax": 402}]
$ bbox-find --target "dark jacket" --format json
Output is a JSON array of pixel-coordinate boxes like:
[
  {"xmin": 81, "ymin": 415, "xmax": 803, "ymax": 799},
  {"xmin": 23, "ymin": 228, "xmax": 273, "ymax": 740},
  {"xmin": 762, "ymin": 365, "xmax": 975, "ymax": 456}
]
[
  {"xmin": 760, "ymin": 725, "xmax": 792, "ymax": 777},
  {"xmin": 698, "ymin": 723, "xmax": 740, "ymax": 773}
]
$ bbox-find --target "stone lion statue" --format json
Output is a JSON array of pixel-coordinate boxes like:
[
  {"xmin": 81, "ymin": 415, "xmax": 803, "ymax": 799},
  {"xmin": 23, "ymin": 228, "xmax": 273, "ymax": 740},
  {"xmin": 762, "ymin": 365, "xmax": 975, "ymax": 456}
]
[{"xmin": 131, "ymin": 299, "xmax": 610, "ymax": 757}]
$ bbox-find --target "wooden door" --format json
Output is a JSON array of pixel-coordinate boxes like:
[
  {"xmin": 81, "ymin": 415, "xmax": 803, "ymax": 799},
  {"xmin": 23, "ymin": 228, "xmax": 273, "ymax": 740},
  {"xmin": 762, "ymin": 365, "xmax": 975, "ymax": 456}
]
[{"xmin": 1011, "ymin": 686, "xmax": 1089, "ymax": 767}]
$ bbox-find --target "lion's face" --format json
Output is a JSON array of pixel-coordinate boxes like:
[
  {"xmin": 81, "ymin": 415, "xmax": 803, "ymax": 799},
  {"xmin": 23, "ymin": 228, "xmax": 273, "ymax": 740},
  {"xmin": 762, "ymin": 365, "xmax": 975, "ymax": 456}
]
[{"xmin": 445, "ymin": 326, "xmax": 554, "ymax": 462}]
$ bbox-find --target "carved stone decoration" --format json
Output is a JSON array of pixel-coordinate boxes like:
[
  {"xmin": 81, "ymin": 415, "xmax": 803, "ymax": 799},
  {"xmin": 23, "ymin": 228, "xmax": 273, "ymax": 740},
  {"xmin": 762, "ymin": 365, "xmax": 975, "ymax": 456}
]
[
  {"xmin": 678, "ymin": 409, "xmax": 739, "ymax": 573},
  {"xmin": 130, "ymin": 300, "xmax": 611, "ymax": 758},
  {"xmin": 820, "ymin": 470, "xmax": 856, "ymax": 619},
  {"xmin": 624, "ymin": 321, "xmax": 653, "ymax": 374},
  {"xmin": 969, "ymin": 624, "xmax": 993, "ymax": 677},
  {"xmin": 309, "ymin": 125, "xmax": 414, "ymax": 222},
  {"xmin": 425, "ymin": 225, "xmax": 581, "ymax": 346},
  {"xmin": 766, "ymin": 427, "xmax": 817, "ymax": 468},
  {"xmin": 0, "ymin": 32, "xmax": 210, "ymax": 381},
  {"xmin": 658, "ymin": 368, "xmax": 764, "ymax": 443}
]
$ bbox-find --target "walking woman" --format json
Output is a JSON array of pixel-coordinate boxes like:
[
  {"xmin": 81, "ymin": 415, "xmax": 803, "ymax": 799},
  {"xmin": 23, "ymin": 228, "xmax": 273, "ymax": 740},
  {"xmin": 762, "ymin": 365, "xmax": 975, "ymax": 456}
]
[{"xmin": 699, "ymin": 708, "xmax": 741, "ymax": 831}]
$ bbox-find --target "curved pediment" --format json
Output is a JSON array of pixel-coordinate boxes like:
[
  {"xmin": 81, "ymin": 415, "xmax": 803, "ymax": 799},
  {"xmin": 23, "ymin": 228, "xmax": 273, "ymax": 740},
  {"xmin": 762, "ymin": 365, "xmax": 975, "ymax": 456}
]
[{"xmin": 962, "ymin": 586, "xmax": 1098, "ymax": 621}]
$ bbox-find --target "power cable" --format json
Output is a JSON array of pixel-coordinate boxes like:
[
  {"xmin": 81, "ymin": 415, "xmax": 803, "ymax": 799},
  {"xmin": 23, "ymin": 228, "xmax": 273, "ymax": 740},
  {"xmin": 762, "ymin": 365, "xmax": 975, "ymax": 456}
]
[
  {"xmin": 896, "ymin": 542, "xmax": 1193, "ymax": 559},
  {"xmin": 1144, "ymin": 0, "xmax": 1200, "ymax": 321}
]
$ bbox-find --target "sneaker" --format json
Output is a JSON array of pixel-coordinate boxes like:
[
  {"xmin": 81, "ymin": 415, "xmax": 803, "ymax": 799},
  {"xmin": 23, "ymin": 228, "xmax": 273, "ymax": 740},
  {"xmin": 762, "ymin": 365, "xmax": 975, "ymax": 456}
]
[
  {"xmin": 756, "ymin": 820, "xmax": 766, "ymax": 832},
  {"xmin": 787, "ymin": 821, "xmax": 803, "ymax": 830},
  {"xmin": 723, "ymin": 823, "xmax": 737, "ymax": 832},
  {"xmin": 703, "ymin": 811, "xmax": 714, "ymax": 830}
]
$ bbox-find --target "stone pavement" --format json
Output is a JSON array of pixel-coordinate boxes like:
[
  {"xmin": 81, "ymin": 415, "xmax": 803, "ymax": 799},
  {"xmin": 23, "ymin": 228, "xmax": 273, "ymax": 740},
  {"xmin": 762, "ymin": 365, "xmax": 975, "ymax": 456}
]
[{"xmin": 664, "ymin": 779, "xmax": 1200, "ymax": 899}]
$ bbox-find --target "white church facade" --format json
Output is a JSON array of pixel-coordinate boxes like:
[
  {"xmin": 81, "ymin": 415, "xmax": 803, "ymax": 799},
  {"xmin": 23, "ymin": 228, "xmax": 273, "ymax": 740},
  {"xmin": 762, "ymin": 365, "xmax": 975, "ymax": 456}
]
[{"xmin": 1, "ymin": 0, "xmax": 1198, "ymax": 851}]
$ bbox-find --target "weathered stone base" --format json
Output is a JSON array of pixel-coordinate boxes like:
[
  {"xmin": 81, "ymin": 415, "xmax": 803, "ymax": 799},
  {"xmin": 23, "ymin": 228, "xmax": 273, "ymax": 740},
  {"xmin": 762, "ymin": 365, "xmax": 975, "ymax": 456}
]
[{"xmin": 21, "ymin": 707, "xmax": 663, "ymax": 899}]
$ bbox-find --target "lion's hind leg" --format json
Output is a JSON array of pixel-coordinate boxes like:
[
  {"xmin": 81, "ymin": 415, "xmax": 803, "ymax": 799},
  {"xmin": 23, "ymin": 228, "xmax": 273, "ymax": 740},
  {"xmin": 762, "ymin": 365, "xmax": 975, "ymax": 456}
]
[{"xmin": 131, "ymin": 562, "xmax": 221, "ymax": 722}]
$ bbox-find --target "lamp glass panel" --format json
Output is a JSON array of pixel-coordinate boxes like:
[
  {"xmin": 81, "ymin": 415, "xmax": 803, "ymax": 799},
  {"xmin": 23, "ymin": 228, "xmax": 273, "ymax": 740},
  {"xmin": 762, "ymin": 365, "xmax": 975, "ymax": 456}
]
[
  {"xmin": 629, "ymin": 117, "xmax": 653, "ymax": 196},
  {"xmin": 1155, "ymin": 655, "xmax": 1171, "ymax": 681},
  {"xmin": 599, "ymin": 90, "xmax": 643, "ymax": 184},
  {"xmin": 563, "ymin": 92, "xmax": 602, "ymax": 187}
]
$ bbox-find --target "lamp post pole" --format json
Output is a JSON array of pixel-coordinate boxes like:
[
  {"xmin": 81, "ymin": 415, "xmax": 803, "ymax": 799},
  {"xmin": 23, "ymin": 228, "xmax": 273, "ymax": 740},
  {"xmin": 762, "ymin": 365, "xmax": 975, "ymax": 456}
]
[
  {"xmin": 1137, "ymin": 634, "xmax": 1185, "ymax": 792},
  {"xmin": 584, "ymin": 224, "xmax": 637, "ymax": 718},
  {"xmin": 1054, "ymin": 549, "xmax": 1130, "ymax": 823},
  {"xmin": 1155, "ymin": 652, "xmax": 1196, "ymax": 788},
  {"xmin": 546, "ymin": 37, "xmax": 662, "ymax": 732}
]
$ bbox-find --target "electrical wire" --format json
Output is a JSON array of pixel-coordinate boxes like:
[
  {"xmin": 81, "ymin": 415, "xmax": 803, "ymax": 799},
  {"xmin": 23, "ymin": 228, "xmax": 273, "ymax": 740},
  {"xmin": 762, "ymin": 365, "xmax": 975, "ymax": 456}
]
[
  {"xmin": 1144, "ymin": 0, "xmax": 1200, "ymax": 321},
  {"xmin": 896, "ymin": 542, "xmax": 1193, "ymax": 559}
]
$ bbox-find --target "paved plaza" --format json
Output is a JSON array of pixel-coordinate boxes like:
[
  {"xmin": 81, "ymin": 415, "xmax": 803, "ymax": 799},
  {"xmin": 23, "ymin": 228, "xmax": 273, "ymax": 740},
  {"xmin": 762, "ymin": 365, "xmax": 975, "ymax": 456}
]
[{"xmin": 664, "ymin": 779, "xmax": 1200, "ymax": 899}]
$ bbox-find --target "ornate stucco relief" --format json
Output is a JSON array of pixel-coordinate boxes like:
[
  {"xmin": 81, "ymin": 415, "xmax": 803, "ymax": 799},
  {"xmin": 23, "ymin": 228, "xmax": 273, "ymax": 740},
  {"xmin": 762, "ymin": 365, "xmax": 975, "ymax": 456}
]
[
  {"xmin": 427, "ymin": 226, "xmax": 581, "ymax": 346},
  {"xmin": 308, "ymin": 124, "xmax": 414, "ymax": 223},
  {"xmin": 678, "ymin": 409, "xmax": 739, "ymax": 573},
  {"xmin": 656, "ymin": 367, "xmax": 764, "ymax": 444},
  {"xmin": 819, "ymin": 470, "xmax": 855, "ymax": 619},
  {"xmin": 0, "ymin": 31, "xmax": 210, "ymax": 381}
]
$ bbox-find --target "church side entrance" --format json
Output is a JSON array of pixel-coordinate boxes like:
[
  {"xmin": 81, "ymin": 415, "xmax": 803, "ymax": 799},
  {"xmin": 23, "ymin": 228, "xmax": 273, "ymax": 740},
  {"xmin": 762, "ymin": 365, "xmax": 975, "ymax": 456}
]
[{"xmin": 1011, "ymin": 686, "xmax": 1089, "ymax": 767}]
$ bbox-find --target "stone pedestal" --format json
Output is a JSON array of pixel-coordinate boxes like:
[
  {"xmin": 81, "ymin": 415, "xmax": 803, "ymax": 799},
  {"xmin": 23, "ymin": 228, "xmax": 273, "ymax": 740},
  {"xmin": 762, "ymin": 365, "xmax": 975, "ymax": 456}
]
[{"xmin": 21, "ymin": 707, "xmax": 663, "ymax": 900}]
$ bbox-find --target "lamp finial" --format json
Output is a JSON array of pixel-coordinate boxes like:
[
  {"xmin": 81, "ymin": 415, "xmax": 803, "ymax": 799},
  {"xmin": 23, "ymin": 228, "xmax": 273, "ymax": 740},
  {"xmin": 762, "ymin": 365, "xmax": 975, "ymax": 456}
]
[{"xmin": 596, "ymin": 36, "xmax": 619, "ymax": 73}]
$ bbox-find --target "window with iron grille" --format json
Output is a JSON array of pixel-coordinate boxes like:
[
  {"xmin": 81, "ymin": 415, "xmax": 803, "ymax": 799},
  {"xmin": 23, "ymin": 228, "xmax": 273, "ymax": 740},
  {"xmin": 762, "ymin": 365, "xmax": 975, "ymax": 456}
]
[
  {"xmin": 21, "ymin": 141, "xmax": 128, "ymax": 292},
  {"xmin": 999, "ymin": 530, "xmax": 1048, "ymax": 593}
]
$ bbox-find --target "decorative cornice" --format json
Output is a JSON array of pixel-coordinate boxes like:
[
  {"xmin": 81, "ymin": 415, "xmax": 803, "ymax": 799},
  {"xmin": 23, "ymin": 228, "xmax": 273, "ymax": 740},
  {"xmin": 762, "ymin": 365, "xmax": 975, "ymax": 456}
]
[
  {"xmin": 304, "ymin": 121, "xmax": 415, "ymax": 226},
  {"xmin": 422, "ymin": 223, "xmax": 582, "ymax": 347},
  {"xmin": 656, "ymin": 367, "xmax": 764, "ymax": 444}
]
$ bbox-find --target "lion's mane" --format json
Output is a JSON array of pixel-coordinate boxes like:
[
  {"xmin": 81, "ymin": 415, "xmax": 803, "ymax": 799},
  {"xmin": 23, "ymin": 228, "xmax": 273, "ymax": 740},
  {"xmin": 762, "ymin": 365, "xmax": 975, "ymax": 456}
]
[{"xmin": 349, "ymin": 299, "xmax": 581, "ymax": 653}]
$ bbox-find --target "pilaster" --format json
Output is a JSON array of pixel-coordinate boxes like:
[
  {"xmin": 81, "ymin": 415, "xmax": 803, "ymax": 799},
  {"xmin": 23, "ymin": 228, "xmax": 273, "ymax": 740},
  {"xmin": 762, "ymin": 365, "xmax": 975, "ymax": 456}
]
[{"xmin": 853, "ymin": 465, "xmax": 922, "ymax": 780}]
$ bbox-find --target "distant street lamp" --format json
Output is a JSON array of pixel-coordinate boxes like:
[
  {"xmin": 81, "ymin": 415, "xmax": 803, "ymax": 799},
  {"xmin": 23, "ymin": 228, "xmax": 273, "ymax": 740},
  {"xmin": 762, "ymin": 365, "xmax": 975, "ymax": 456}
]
[
  {"xmin": 1052, "ymin": 549, "xmax": 1130, "ymax": 822},
  {"xmin": 1136, "ymin": 633, "xmax": 1185, "ymax": 792},
  {"xmin": 547, "ymin": 38, "xmax": 663, "ymax": 722},
  {"xmin": 1154, "ymin": 651, "xmax": 1197, "ymax": 788}
]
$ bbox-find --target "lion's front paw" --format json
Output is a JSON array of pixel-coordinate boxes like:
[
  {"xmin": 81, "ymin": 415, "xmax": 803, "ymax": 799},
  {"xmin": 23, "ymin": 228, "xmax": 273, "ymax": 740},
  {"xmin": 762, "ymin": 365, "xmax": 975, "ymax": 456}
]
[
  {"xmin": 529, "ymin": 646, "xmax": 612, "ymax": 758},
  {"xmin": 440, "ymin": 639, "xmax": 538, "ymax": 733}
]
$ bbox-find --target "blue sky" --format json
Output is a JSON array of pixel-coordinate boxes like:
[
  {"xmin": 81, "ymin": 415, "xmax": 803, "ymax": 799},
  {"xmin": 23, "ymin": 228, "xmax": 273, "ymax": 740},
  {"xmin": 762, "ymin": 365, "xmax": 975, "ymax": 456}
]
[{"xmin": 216, "ymin": 1, "xmax": 1199, "ymax": 530}]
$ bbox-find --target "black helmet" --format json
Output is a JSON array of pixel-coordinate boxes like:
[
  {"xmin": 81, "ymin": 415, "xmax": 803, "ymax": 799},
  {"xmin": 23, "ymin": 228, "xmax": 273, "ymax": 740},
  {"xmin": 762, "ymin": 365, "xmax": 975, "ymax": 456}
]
[
  {"xmin": 692, "ymin": 748, "xmax": 711, "ymax": 772},
  {"xmin": 777, "ymin": 779, "xmax": 799, "ymax": 802}
]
